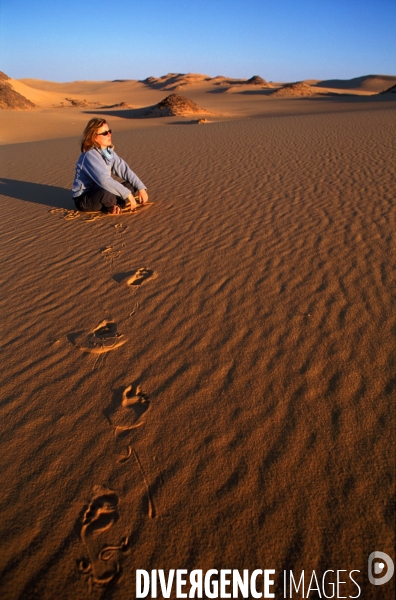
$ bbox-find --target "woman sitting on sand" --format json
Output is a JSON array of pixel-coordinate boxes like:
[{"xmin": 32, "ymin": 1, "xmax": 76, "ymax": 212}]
[{"xmin": 72, "ymin": 118, "xmax": 148, "ymax": 215}]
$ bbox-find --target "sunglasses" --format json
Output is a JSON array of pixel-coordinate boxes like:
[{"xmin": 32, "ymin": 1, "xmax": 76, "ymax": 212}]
[{"xmin": 97, "ymin": 129, "xmax": 112, "ymax": 136}]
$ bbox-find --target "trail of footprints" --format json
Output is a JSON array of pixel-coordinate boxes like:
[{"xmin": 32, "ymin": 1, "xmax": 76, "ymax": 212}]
[
  {"xmin": 78, "ymin": 382, "xmax": 155, "ymax": 591},
  {"xmin": 78, "ymin": 385, "xmax": 155, "ymax": 590},
  {"xmin": 71, "ymin": 273, "xmax": 155, "ymax": 355},
  {"xmin": 74, "ymin": 224, "xmax": 157, "ymax": 592}
]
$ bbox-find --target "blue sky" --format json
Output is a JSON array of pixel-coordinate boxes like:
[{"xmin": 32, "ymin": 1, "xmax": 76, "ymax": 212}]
[{"xmin": 0, "ymin": 0, "xmax": 395, "ymax": 82}]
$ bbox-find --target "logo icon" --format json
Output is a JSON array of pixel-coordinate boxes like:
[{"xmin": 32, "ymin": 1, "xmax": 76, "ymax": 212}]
[{"xmin": 368, "ymin": 552, "xmax": 394, "ymax": 585}]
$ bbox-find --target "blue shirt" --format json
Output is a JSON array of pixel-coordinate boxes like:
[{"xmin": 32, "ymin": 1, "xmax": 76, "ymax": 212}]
[{"xmin": 72, "ymin": 147, "xmax": 146, "ymax": 199}]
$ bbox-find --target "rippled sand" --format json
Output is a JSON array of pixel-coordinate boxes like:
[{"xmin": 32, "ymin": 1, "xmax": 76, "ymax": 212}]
[{"xmin": 0, "ymin": 81, "xmax": 395, "ymax": 599}]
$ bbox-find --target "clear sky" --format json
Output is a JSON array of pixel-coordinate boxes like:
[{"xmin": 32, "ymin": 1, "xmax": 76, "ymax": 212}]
[{"xmin": 0, "ymin": 0, "xmax": 395, "ymax": 82}]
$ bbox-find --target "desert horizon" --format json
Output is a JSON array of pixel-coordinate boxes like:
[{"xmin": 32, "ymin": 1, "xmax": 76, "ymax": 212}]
[
  {"xmin": 1, "ymin": 70, "xmax": 395, "ymax": 147},
  {"xmin": 0, "ymin": 64, "xmax": 395, "ymax": 600}
]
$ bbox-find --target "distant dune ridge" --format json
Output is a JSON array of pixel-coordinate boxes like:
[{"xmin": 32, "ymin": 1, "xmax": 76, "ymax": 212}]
[
  {"xmin": 380, "ymin": 83, "xmax": 396, "ymax": 94},
  {"xmin": 314, "ymin": 74, "xmax": 396, "ymax": 92},
  {"xmin": 141, "ymin": 72, "xmax": 272, "ymax": 90},
  {"xmin": 142, "ymin": 72, "xmax": 272, "ymax": 92},
  {"xmin": 0, "ymin": 71, "xmax": 395, "ymax": 110},
  {"xmin": 212, "ymin": 76, "xmax": 273, "ymax": 90},
  {"xmin": 142, "ymin": 73, "xmax": 212, "ymax": 91}
]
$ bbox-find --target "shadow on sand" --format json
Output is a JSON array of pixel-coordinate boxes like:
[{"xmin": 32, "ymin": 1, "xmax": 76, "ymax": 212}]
[
  {"xmin": 167, "ymin": 120, "xmax": 207, "ymax": 125},
  {"xmin": 83, "ymin": 109, "xmax": 206, "ymax": 124},
  {"xmin": 84, "ymin": 107, "xmax": 150, "ymax": 120},
  {"xmin": 235, "ymin": 91, "xmax": 393, "ymax": 105},
  {"xmin": 0, "ymin": 178, "xmax": 73, "ymax": 209}
]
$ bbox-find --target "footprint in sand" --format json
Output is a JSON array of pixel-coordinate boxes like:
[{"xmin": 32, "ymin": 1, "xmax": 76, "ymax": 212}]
[
  {"xmin": 73, "ymin": 320, "xmax": 127, "ymax": 354},
  {"xmin": 114, "ymin": 223, "xmax": 128, "ymax": 234},
  {"xmin": 101, "ymin": 246, "xmax": 121, "ymax": 262},
  {"xmin": 78, "ymin": 488, "xmax": 129, "ymax": 590},
  {"xmin": 49, "ymin": 208, "xmax": 80, "ymax": 220},
  {"xmin": 82, "ymin": 213, "xmax": 102, "ymax": 222},
  {"xmin": 108, "ymin": 384, "xmax": 150, "ymax": 438},
  {"xmin": 106, "ymin": 385, "xmax": 156, "ymax": 517},
  {"xmin": 125, "ymin": 267, "xmax": 155, "ymax": 287}
]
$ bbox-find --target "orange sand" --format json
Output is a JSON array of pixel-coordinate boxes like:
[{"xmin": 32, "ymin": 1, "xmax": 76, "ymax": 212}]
[{"xmin": 0, "ymin": 74, "xmax": 395, "ymax": 600}]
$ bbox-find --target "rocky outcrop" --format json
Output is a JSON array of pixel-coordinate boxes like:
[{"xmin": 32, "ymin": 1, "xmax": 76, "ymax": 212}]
[
  {"xmin": 0, "ymin": 73, "xmax": 36, "ymax": 109},
  {"xmin": 270, "ymin": 82, "xmax": 316, "ymax": 97},
  {"xmin": 146, "ymin": 94, "xmax": 210, "ymax": 117}
]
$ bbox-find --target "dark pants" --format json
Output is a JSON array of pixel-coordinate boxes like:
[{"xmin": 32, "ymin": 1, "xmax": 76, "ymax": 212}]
[{"xmin": 74, "ymin": 181, "xmax": 138, "ymax": 212}]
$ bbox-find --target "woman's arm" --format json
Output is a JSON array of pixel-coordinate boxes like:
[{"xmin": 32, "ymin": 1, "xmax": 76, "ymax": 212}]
[
  {"xmin": 111, "ymin": 153, "xmax": 147, "ymax": 195},
  {"xmin": 81, "ymin": 150, "xmax": 133, "ymax": 199}
]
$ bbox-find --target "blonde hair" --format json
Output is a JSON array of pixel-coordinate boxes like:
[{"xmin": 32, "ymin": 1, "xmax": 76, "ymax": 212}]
[{"xmin": 81, "ymin": 118, "xmax": 112, "ymax": 152}]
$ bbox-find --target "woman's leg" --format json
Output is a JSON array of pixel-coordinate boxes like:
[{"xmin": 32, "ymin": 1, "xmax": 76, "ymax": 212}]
[
  {"xmin": 119, "ymin": 182, "xmax": 138, "ymax": 194},
  {"xmin": 75, "ymin": 187, "xmax": 118, "ymax": 212}
]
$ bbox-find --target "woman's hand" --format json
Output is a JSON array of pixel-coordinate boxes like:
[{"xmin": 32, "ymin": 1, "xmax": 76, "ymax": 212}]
[
  {"xmin": 138, "ymin": 189, "xmax": 149, "ymax": 204},
  {"xmin": 126, "ymin": 193, "xmax": 138, "ymax": 209}
]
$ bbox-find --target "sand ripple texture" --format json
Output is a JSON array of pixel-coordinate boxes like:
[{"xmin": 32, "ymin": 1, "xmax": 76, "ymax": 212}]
[{"xmin": 0, "ymin": 107, "xmax": 395, "ymax": 599}]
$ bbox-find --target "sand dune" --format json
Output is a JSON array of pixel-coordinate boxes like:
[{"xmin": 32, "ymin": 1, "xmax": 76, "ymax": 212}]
[
  {"xmin": 380, "ymin": 83, "xmax": 396, "ymax": 94},
  {"xmin": 141, "ymin": 73, "xmax": 272, "ymax": 92},
  {"xmin": 7, "ymin": 77, "xmax": 71, "ymax": 108},
  {"xmin": 142, "ymin": 73, "xmax": 212, "ymax": 91},
  {"xmin": 7, "ymin": 77, "xmax": 158, "ymax": 109},
  {"xmin": 217, "ymin": 75, "xmax": 272, "ymax": 87},
  {"xmin": 0, "ymin": 70, "xmax": 395, "ymax": 600},
  {"xmin": 2, "ymin": 72, "xmax": 395, "ymax": 113},
  {"xmin": 314, "ymin": 74, "xmax": 396, "ymax": 93}
]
